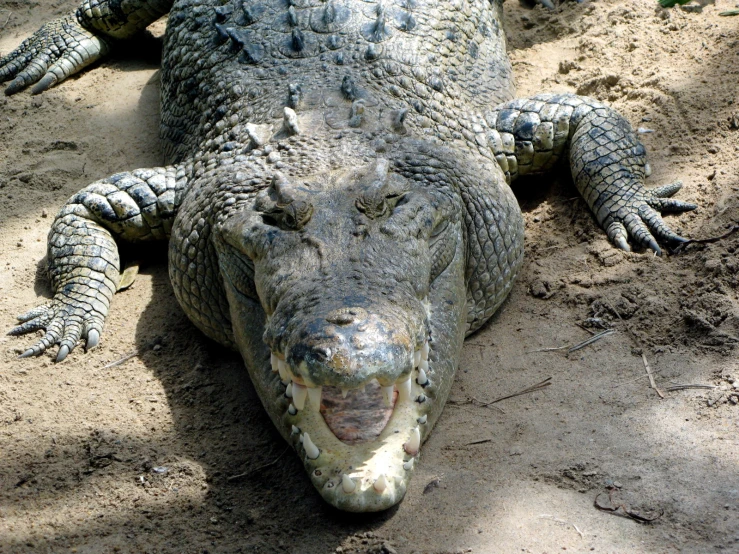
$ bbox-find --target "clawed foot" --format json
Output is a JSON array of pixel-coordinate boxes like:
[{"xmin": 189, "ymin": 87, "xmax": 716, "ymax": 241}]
[
  {"xmin": 9, "ymin": 299, "xmax": 104, "ymax": 362},
  {"xmin": 0, "ymin": 14, "xmax": 110, "ymax": 95},
  {"xmin": 602, "ymin": 180, "xmax": 696, "ymax": 256}
]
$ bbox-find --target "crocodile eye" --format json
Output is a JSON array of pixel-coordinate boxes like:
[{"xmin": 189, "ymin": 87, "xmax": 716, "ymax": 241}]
[
  {"xmin": 388, "ymin": 192, "xmax": 409, "ymax": 209},
  {"xmin": 430, "ymin": 220, "xmax": 449, "ymax": 240}
]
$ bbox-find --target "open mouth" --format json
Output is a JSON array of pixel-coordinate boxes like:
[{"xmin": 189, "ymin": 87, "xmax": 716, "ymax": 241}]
[{"xmin": 268, "ymin": 338, "xmax": 431, "ymax": 511}]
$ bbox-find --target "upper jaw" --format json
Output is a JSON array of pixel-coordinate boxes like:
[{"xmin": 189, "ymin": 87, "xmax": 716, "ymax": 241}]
[{"xmin": 269, "ymin": 334, "xmax": 432, "ymax": 512}]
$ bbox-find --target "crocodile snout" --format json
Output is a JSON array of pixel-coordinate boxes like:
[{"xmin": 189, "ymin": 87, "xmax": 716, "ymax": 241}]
[{"xmin": 284, "ymin": 306, "xmax": 415, "ymax": 390}]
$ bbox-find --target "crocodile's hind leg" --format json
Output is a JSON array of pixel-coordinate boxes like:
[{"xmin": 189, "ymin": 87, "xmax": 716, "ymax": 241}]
[
  {"xmin": 485, "ymin": 93, "xmax": 696, "ymax": 255},
  {"xmin": 9, "ymin": 165, "xmax": 188, "ymax": 361}
]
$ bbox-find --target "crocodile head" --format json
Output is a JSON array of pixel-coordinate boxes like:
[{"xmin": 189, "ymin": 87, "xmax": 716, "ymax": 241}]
[{"xmin": 215, "ymin": 154, "xmax": 468, "ymax": 511}]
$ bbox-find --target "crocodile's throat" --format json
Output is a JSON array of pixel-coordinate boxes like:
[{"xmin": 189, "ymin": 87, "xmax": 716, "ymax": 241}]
[
  {"xmin": 269, "ymin": 336, "xmax": 431, "ymax": 512},
  {"xmin": 320, "ymin": 382, "xmax": 396, "ymax": 444}
]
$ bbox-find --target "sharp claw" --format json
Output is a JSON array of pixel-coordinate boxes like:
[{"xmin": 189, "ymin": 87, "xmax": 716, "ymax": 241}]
[
  {"xmin": 650, "ymin": 180, "xmax": 683, "ymax": 198},
  {"xmin": 647, "ymin": 240, "xmax": 662, "ymax": 256},
  {"xmin": 19, "ymin": 348, "xmax": 36, "ymax": 359},
  {"xmin": 614, "ymin": 236, "xmax": 631, "ymax": 252},
  {"xmin": 86, "ymin": 329, "xmax": 100, "ymax": 350},
  {"xmin": 5, "ymin": 77, "xmax": 25, "ymax": 95},
  {"xmin": 56, "ymin": 345, "xmax": 70, "ymax": 362},
  {"xmin": 31, "ymin": 73, "xmax": 56, "ymax": 95}
]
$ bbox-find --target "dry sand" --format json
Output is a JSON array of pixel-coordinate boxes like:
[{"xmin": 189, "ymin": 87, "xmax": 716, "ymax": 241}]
[{"xmin": 0, "ymin": 1, "xmax": 738, "ymax": 552}]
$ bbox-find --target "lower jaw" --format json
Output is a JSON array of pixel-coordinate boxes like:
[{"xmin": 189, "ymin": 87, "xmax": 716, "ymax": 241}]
[{"xmin": 282, "ymin": 383, "xmax": 429, "ymax": 512}]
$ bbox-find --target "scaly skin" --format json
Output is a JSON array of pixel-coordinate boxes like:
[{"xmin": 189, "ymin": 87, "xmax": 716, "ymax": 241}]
[{"xmin": 4, "ymin": 0, "xmax": 695, "ymax": 512}]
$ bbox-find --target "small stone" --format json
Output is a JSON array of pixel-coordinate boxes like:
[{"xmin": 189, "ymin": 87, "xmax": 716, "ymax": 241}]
[
  {"xmin": 679, "ymin": 2, "xmax": 703, "ymax": 13},
  {"xmin": 529, "ymin": 279, "xmax": 551, "ymax": 299}
]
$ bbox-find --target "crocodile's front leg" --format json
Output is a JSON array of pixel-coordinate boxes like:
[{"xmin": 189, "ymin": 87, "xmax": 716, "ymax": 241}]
[
  {"xmin": 485, "ymin": 93, "xmax": 697, "ymax": 255},
  {"xmin": 0, "ymin": 0, "xmax": 173, "ymax": 94},
  {"xmin": 9, "ymin": 165, "xmax": 188, "ymax": 361}
]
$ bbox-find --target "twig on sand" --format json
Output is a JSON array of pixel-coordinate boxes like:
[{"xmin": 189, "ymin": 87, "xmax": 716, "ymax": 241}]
[
  {"xmin": 567, "ymin": 329, "xmax": 615, "ymax": 354},
  {"xmin": 103, "ymin": 350, "xmax": 139, "ymax": 369},
  {"xmin": 102, "ymin": 338, "xmax": 163, "ymax": 369},
  {"xmin": 672, "ymin": 224, "xmax": 739, "ymax": 254},
  {"xmin": 528, "ymin": 329, "xmax": 616, "ymax": 354},
  {"xmin": 594, "ymin": 489, "xmax": 663, "ymax": 523},
  {"xmin": 576, "ymin": 324, "xmax": 598, "ymax": 336},
  {"xmin": 227, "ymin": 447, "xmax": 290, "ymax": 482},
  {"xmin": 641, "ymin": 353, "xmax": 664, "ymax": 399},
  {"xmin": 611, "ymin": 367, "xmax": 664, "ymax": 389},
  {"xmin": 526, "ymin": 329, "xmax": 615, "ymax": 354},
  {"xmin": 526, "ymin": 344, "xmax": 569, "ymax": 353},
  {"xmin": 1, "ymin": 11, "xmax": 11, "ymax": 29},
  {"xmin": 465, "ymin": 438, "xmax": 493, "ymax": 446},
  {"xmin": 538, "ymin": 514, "xmax": 585, "ymax": 539},
  {"xmin": 449, "ymin": 377, "xmax": 552, "ymax": 409},
  {"xmin": 664, "ymin": 384, "xmax": 717, "ymax": 392}
]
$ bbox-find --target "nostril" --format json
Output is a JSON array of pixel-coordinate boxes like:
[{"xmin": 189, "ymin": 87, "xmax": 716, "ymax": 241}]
[
  {"xmin": 327, "ymin": 313, "xmax": 355, "ymax": 325},
  {"xmin": 325, "ymin": 307, "xmax": 368, "ymax": 326},
  {"xmin": 313, "ymin": 345, "xmax": 333, "ymax": 361}
]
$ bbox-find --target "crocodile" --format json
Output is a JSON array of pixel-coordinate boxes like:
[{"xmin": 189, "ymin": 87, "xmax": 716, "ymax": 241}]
[{"xmin": 1, "ymin": 0, "xmax": 695, "ymax": 512}]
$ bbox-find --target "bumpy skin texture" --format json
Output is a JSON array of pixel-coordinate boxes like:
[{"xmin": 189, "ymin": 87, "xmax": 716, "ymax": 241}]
[
  {"xmin": 7, "ymin": 0, "xmax": 695, "ymax": 511},
  {"xmin": 0, "ymin": 0, "xmax": 173, "ymax": 94}
]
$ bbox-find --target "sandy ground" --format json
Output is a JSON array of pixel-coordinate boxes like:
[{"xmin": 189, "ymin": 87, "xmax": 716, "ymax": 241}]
[{"xmin": 0, "ymin": 1, "xmax": 738, "ymax": 552}]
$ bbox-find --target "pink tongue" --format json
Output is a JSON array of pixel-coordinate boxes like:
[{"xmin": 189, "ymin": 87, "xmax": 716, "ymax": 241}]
[{"xmin": 319, "ymin": 381, "xmax": 396, "ymax": 445}]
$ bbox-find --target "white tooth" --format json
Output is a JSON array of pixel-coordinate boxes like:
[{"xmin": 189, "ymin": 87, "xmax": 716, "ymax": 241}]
[
  {"xmin": 291, "ymin": 425, "xmax": 300, "ymax": 435},
  {"xmin": 299, "ymin": 433, "xmax": 304, "ymax": 443},
  {"xmin": 422, "ymin": 341, "xmax": 430, "ymax": 361},
  {"xmin": 382, "ymin": 384, "xmax": 395, "ymax": 407},
  {"xmin": 271, "ymin": 352, "xmax": 279, "ymax": 373},
  {"xmin": 397, "ymin": 377, "xmax": 412, "ymax": 402},
  {"xmin": 292, "ymin": 383, "xmax": 308, "ymax": 410},
  {"xmin": 417, "ymin": 367, "xmax": 428, "ymax": 386},
  {"xmin": 403, "ymin": 459, "xmax": 414, "ymax": 471},
  {"xmin": 404, "ymin": 427, "xmax": 421, "ymax": 456},
  {"xmin": 285, "ymin": 383, "xmax": 293, "ymax": 398},
  {"xmin": 417, "ymin": 414, "xmax": 427, "ymax": 424},
  {"xmin": 288, "ymin": 403, "xmax": 297, "ymax": 416},
  {"xmin": 419, "ymin": 359, "xmax": 429, "ymax": 373},
  {"xmin": 414, "ymin": 350, "xmax": 421, "ymax": 368},
  {"xmin": 341, "ymin": 388, "xmax": 349, "ymax": 399},
  {"xmin": 278, "ymin": 359, "xmax": 289, "ymax": 382},
  {"xmin": 303, "ymin": 432, "xmax": 320, "ymax": 459},
  {"xmin": 341, "ymin": 474, "xmax": 356, "ymax": 493},
  {"xmin": 307, "ymin": 386, "xmax": 322, "ymax": 412},
  {"xmin": 373, "ymin": 474, "xmax": 387, "ymax": 493}
]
